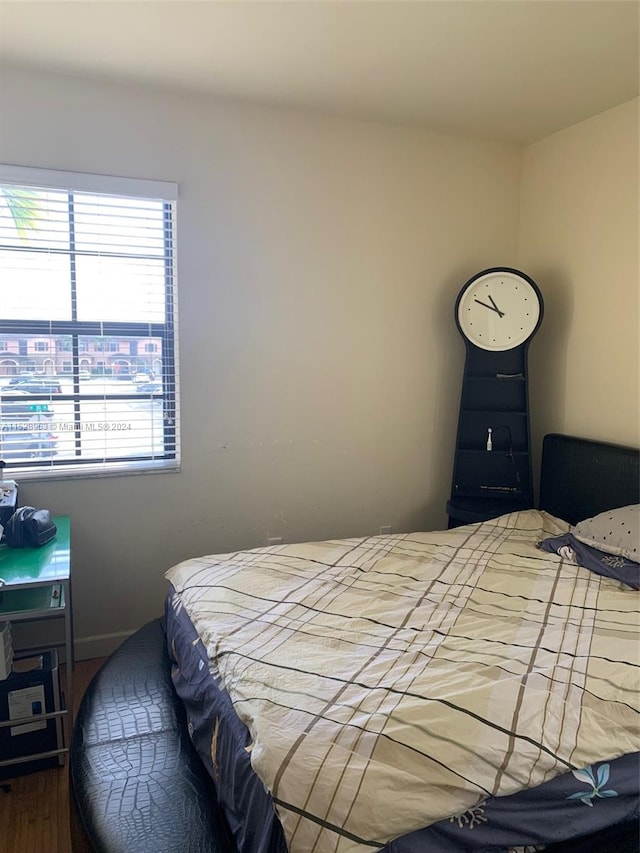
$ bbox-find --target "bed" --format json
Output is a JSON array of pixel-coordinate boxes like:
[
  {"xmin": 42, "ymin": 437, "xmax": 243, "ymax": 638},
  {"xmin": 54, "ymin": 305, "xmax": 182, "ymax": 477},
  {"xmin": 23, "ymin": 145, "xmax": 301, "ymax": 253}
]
[{"xmin": 164, "ymin": 433, "xmax": 640, "ymax": 853}]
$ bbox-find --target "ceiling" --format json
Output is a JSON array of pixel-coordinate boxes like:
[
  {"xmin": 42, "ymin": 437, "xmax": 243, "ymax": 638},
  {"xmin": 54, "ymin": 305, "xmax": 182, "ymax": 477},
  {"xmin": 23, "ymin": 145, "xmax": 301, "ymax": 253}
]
[{"xmin": 1, "ymin": 0, "xmax": 638, "ymax": 144}]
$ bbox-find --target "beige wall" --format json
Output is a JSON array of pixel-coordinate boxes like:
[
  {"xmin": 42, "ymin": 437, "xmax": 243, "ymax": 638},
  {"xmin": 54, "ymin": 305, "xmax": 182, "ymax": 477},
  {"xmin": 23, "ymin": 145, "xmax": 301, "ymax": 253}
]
[
  {"xmin": 2, "ymin": 68, "xmax": 636, "ymax": 658},
  {"xmin": 518, "ymin": 99, "xmax": 639, "ymax": 463},
  {"xmin": 0, "ymin": 67, "xmax": 522, "ymax": 655}
]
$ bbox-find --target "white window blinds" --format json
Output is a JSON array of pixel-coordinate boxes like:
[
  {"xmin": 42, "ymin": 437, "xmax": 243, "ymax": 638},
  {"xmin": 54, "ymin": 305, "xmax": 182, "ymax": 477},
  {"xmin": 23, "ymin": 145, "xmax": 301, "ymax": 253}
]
[{"xmin": 0, "ymin": 166, "xmax": 179, "ymax": 477}]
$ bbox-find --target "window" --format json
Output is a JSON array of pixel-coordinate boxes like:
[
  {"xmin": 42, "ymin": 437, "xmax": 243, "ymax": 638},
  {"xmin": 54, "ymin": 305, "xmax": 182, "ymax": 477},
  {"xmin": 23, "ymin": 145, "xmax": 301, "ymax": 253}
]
[{"xmin": 0, "ymin": 165, "xmax": 179, "ymax": 477}]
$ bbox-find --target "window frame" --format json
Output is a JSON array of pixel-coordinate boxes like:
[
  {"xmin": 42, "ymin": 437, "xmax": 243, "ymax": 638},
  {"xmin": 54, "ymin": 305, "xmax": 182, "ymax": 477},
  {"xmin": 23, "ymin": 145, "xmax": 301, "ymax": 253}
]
[{"xmin": 0, "ymin": 165, "xmax": 180, "ymax": 480}]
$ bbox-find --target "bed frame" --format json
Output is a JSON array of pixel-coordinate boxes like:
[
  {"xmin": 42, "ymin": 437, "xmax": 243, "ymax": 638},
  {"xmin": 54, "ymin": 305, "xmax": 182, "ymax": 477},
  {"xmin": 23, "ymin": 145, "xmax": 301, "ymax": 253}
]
[
  {"xmin": 70, "ymin": 433, "xmax": 639, "ymax": 853},
  {"xmin": 539, "ymin": 433, "xmax": 639, "ymax": 524}
]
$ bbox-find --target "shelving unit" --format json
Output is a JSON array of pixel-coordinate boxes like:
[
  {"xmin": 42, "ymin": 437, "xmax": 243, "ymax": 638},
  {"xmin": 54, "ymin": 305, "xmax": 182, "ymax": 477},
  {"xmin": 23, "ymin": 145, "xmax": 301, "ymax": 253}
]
[
  {"xmin": 447, "ymin": 347, "xmax": 534, "ymax": 526},
  {"xmin": 0, "ymin": 516, "xmax": 73, "ymax": 773}
]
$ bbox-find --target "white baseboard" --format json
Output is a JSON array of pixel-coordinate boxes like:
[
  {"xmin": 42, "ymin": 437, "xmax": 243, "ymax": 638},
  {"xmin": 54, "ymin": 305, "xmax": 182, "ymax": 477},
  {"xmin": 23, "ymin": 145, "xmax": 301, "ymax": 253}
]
[{"xmin": 74, "ymin": 629, "xmax": 136, "ymax": 661}]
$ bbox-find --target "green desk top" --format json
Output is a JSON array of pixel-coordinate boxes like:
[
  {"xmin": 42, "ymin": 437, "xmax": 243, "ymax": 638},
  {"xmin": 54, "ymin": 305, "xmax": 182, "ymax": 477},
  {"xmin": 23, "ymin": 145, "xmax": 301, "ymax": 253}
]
[{"xmin": 0, "ymin": 516, "xmax": 70, "ymax": 588}]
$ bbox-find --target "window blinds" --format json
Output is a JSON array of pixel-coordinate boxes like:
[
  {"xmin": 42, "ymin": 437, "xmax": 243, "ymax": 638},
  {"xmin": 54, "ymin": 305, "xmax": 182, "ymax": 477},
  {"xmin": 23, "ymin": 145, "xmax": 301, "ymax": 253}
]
[{"xmin": 0, "ymin": 166, "xmax": 179, "ymax": 476}]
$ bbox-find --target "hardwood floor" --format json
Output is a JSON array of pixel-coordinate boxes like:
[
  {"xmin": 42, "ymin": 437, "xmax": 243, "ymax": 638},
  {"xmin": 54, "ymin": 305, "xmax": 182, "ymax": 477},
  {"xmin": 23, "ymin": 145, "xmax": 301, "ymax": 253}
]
[{"xmin": 0, "ymin": 657, "xmax": 106, "ymax": 853}]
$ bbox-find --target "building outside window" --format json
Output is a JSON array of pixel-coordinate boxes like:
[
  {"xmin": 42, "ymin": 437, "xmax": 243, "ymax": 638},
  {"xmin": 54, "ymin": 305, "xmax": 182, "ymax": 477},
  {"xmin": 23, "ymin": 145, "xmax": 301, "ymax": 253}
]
[{"xmin": 0, "ymin": 165, "xmax": 179, "ymax": 477}]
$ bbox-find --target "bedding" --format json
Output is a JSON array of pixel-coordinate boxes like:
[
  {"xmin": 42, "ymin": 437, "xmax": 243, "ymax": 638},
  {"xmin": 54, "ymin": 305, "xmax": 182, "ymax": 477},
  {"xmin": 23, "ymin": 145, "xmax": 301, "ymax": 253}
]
[
  {"xmin": 572, "ymin": 505, "xmax": 639, "ymax": 561},
  {"xmin": 538, "ymin": 532, "xmax": 640, "ymax": 589},
  {"xmin": 165, "ymin": 509, "xmax": 640, "ymax": 853}
]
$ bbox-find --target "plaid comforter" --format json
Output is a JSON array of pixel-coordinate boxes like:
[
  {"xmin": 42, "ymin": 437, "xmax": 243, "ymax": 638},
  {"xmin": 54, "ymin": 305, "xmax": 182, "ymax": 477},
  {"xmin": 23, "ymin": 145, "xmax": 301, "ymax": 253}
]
[{"xmin": 165, "ymin": 510, "xmax": 640, "ymax": 853}]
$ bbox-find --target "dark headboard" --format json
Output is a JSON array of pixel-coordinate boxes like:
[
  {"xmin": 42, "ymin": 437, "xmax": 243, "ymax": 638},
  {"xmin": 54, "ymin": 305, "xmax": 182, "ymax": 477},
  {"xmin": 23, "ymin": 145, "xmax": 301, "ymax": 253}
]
[{"xmin": 539, "ymin": 433, "xmax": 639, "ymax": 525}]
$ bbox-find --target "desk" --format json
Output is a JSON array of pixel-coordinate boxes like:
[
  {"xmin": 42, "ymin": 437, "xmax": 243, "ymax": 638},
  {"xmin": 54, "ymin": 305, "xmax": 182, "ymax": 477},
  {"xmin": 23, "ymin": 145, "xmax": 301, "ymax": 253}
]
[{"xmin": 0, "ymin": 516, "xmax": 72, "ymax": 771}]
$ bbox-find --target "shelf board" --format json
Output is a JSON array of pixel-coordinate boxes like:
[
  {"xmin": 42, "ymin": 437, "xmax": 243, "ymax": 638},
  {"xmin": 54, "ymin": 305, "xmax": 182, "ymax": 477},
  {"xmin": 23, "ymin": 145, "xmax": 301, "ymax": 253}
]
[
  {"xmin": 460, "ymin": 409, "xmax": 527, "ymax": 415},
  {"xmin": 0, "ymin": 708, "xmax": 67, "ymax": 729},
  {"xmin": 447, "ymin": 495, "xmax": 532, "ymax": 523},
  {"xmin": 456, "ymin": 448, "xmax": 528, "ymax": 455},
  {"xmin": 466, "ymin": 375, "xmax": 525, "ymax": 381},
  {"xmin": 451, "ymin": 489, "xmax": 529, "ymax": 500},
  {"xmin": 0, "ymin": 747, "xmax": 68, "ymax": 767},
  {"xmin": 0, "ymin": 583, "xmax": 64, "ymax": 619}
]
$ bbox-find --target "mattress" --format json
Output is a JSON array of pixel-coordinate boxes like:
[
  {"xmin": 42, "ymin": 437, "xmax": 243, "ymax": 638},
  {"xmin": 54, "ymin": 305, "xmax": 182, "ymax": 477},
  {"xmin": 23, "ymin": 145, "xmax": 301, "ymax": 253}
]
[{"xmin": 165, "ymin": 510, "xmax": 640, "ymax": 852}]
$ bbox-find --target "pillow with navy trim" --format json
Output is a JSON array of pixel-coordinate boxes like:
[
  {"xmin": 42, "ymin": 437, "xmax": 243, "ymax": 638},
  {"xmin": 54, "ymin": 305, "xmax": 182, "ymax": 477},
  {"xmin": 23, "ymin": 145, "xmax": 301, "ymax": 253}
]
[
  {"xmin": 538, "ymin": 533, "xmax": 640, "ymax": 589},
  {"xmin": 572, "ymin": 504, "xmax": 639, "ymax": 561}
]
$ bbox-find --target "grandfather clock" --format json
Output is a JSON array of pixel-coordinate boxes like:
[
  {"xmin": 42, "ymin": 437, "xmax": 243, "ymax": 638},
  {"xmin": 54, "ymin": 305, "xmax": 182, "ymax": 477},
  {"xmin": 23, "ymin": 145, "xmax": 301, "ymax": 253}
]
[{"xmin": 447, "ymin": 267, "xmax": 544, "ymax": 528}]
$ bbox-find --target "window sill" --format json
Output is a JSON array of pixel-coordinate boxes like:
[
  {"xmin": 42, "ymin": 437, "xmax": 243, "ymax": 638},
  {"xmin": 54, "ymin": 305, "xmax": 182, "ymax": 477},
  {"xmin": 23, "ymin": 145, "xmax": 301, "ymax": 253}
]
[{"xmin": 5, "ymin": 459, "xmax": 181, "ymax": 482}]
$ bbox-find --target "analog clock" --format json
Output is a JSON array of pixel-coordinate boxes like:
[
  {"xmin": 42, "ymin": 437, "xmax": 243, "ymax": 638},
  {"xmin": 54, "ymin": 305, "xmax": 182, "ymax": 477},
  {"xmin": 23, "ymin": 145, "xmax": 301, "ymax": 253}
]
[
  {"xmin": 456, "ymin": 268, "xmax": 543, "ymax": 351},
  {"xmin": 447, "ymin": 267, "xmax": 543, "ymax": 528}
]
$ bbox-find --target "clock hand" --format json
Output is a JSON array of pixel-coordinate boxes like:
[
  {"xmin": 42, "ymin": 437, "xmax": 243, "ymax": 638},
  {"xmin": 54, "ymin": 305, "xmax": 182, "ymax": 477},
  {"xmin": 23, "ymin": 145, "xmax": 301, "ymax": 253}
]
[
  {"xmin": 487, "ymin": 294, "xmax": 505, "ymax": 318},
  {"xmin": 473, "ymin": 298, "xmax": 504, "ymax": 317}
]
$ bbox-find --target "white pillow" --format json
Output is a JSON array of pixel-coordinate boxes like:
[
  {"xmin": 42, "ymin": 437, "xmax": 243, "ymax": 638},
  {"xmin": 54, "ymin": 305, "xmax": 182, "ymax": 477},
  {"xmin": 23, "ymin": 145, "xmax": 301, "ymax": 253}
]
[{"xmin": 572, "ymin": 504, "xmax": 639, "ymax": 561}]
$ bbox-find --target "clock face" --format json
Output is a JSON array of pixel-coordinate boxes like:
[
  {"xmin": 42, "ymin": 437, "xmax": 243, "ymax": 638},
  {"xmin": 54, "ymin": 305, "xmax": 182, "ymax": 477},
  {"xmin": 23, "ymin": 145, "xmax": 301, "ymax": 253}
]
[{"xmin": 456, "ymin": 269, "xmax": 542, "ymax": 351}]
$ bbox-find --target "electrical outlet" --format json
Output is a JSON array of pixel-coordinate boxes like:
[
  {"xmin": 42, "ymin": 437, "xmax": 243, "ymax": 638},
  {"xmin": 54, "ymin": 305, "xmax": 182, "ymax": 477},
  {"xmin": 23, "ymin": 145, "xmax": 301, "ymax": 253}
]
[
  {"xmin": 379, "ymin": 525, "xmax": 392, "ymax": 535},
  {"xmin": 267, "ymin": 536, "xmax": 283, "ymax": 546}
]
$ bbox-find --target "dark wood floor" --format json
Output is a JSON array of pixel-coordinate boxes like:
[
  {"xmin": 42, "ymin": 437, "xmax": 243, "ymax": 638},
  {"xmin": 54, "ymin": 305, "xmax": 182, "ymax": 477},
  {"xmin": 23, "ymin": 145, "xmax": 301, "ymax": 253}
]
[{"xmin": 0, "ymin": 657, "xmax": 106, "ymax": 853}]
